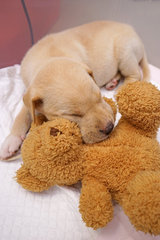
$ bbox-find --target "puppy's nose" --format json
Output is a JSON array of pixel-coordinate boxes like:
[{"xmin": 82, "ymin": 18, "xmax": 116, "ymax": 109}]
[{"xmin": 100, "ymin": 122, "xmax": 114, "ymax": 135}]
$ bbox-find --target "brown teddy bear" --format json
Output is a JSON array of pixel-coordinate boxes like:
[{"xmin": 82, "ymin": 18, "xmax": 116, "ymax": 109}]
[{"xmin": 16, "ymin": 81, "xmax": 160, "ymax": 235}]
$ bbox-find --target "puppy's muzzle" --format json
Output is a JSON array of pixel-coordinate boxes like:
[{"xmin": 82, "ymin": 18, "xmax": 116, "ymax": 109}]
[{"xmin": 99, "ymin": 122, "xmax": 114, "ymax": 135}]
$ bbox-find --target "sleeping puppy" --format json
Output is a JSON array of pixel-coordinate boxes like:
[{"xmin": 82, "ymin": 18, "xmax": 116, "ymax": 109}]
[{"xmin": 0, "ymin": 21, "xmax": 150, "ymax": 160}]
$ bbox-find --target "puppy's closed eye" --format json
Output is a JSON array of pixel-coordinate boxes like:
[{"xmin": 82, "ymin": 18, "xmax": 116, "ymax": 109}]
[
  {"xmin": 63, "ymin": 113, "xmax": 83, "ymax": 118},
  {"xmin": 71, "ymin": 113, "xmax": 83, "ymax": 117}
]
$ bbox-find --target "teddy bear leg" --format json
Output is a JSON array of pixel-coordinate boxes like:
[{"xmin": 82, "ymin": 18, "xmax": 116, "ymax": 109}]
[
  {"xmin": 121, "ymin": 171, "xmax": 160, "ymax": 235},
  {"xmin": 16, "ymin": 165, "xmax": 52, "ymax": 192},
  {"xmin": 79, "ymin": 176, "xmax": 113, "ymax": 230}
]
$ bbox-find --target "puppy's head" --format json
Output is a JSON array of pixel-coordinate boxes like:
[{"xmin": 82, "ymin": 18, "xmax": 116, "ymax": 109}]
[{"xmin": 23, "ymin": 58, "xmax": 115, "ymax": 143}]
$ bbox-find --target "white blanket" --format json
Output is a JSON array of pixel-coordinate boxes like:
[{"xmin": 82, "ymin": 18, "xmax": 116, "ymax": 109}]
[{"xmin": 0, "ymin": 64, "xmax": 160, "ymax": 240}]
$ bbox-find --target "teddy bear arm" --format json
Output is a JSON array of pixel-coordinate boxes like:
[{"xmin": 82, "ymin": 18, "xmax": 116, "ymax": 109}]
[
  {"xmin": 16, "ymin": 165, "xmax": 52, "ymax": 192},
  {"xmin": 79, "ymin": 176, "xmax": 113, "ymax": 230}
]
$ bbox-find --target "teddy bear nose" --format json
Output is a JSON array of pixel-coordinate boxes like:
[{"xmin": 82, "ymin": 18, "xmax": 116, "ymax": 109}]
[
  {"xmin": 50, "ymin": 127, "xmax": 62, "ymax": 136},
  {"xmin": 100, "ymin": 122, "xmax": 114, "ymax": 135}
]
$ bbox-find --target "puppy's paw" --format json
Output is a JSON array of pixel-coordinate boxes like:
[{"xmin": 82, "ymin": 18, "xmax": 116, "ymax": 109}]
[
  {"xmin": 105, "ymin": 78, "xmax": 120, "ymax": 90},
  {"xmin": 105, "ymin": 73, "xmax": 122, "ymax": 90},
  {"xmin": 0, "ymin": 135, "xmax": 23, "ymax": 161}
]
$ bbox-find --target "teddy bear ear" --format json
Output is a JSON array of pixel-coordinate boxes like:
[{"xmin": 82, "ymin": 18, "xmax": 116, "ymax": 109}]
[{"xmin": 103, "ymin": 97, "xmax": 117, "ymax": 118}]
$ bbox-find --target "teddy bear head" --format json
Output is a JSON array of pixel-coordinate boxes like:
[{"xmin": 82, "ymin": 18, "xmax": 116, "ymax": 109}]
[
  {"xmin": 22, "ymin": 118, "xmax": 82, "ymax": 169},
  {"xmin": 17, "ymin": 117, "xmax": 83, "ymax": 190},
  {"xmin": 116, "ymin": 81, "xmax": 160, "ymax": 133}
]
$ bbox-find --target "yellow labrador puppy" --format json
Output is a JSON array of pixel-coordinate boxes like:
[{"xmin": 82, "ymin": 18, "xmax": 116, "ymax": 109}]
[{"xmin": 0, "ymin": 21, "xmax": 149, "ymax": 160}]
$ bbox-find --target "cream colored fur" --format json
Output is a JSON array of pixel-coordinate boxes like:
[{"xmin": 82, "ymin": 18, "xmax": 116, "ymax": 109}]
[{"xmin": 0, "ymin": 21, "xmax": 149, "ymax": 160}]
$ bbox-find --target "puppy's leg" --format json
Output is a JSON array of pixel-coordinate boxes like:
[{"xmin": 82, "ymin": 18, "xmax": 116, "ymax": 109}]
[
  {"xmin": 0, "ymin": 105, "xmax": 31, "ymax": 160},
  {"xmin": 139, "ymin": 53, "xmax": 150, "ymax": 82},
  {"xmin": 119, "ymin": 56, "xmax": 141, "ymax": 83}
]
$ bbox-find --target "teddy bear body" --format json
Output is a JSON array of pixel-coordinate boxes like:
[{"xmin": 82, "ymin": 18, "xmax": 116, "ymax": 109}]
[
  {"xmin": 16, "ymin": 82, "xmax": 160, "ymax": 235},
  {"xmin": 79, "ymin": 116, "xmax": 160, "ymax": 233},
  {"xmin": 83, "ymin": 119, "xmax": 160, "ymax": 195}
]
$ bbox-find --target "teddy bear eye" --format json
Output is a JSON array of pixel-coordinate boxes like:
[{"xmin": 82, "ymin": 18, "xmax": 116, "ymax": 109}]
[{"xmin": 50, "ymin": 128, "xmax": 62, "ymax": 136}]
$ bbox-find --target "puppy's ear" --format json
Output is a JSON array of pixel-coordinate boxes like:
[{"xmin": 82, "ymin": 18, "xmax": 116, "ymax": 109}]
[
  {"xmin": 84, "ymin": 64, "xmax": 92, "ymax": 76},
  {"xmin": 80, "ymin": 63, "xmax": 96, "ymax": 82},
  {"xmin": 88, "ymin": 70, "xmax": 95, "ymax": 82},
  {"xmin": 23, "ymin": 88, "xmax": 43, "ymax": 123},
  {"xmin": 31, "ymin": 97, "xmax": 43, "ymax": 123}
]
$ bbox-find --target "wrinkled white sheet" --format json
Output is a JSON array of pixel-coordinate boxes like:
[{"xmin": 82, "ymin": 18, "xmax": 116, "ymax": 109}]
[{"xmin": 0, "ymin": 64, "xmax": 160, "ymax": 240}]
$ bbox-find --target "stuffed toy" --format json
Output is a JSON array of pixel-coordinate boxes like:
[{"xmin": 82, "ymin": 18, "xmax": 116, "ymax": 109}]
[{"xmin": 16, "ymin": 81, "xmax": 160, "ymax": 235}]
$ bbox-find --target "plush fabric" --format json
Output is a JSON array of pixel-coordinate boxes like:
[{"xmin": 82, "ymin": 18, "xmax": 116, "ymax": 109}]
[{"xmin": 16, "ymin": 81, "xmax": 160, "ymax": 235}]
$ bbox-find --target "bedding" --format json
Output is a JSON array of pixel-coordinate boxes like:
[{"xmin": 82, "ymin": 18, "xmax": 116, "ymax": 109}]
[{"xmin": 0, "ymin": 64, "xmax": 160, "ymax": 240}]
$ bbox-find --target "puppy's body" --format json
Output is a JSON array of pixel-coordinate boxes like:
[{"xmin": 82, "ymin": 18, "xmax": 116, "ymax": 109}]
[
  {"xmin": 22, "ymin": 21, "xmax": 148, "ymax": 88},
  {"xmin": 0, "ymin": 21, "xmax": 149, "ymax": 160}
]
